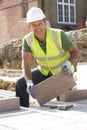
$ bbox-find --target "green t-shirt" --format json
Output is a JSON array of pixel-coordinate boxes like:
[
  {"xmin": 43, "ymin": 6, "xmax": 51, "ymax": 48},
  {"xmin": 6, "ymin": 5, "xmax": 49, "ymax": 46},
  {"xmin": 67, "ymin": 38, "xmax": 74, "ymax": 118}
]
[{"xmin": 22, "ymin": 30, "xmax": 72, "ymax": 53}]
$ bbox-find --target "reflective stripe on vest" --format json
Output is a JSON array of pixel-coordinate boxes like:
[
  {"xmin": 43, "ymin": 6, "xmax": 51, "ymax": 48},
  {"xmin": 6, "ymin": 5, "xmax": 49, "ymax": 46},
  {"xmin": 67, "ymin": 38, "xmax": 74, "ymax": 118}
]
[{"xmin": 26, "ymin": 32, "xmax": 32, "ymax": 49}]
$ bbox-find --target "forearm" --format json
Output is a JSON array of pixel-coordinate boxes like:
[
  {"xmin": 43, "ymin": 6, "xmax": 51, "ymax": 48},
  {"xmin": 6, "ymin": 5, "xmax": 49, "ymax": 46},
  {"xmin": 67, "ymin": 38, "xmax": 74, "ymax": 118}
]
[
  {"xmin": 22, "ymin": 63, "xmax": 32, "ymax": 82},
  {"xmin": 22, "ymin": 51, "xmax": 33, "ymax": 82},
  {"xmin": 69, "ymin": 50, "xmax": 79, "ymax": 65},
  {"xmin": 68, "ymin": 46, "xmax": 80, "ymax": 65},
  {"xmin": 23, "ymin": 62, "xmax": 35, "ymax": 98}
]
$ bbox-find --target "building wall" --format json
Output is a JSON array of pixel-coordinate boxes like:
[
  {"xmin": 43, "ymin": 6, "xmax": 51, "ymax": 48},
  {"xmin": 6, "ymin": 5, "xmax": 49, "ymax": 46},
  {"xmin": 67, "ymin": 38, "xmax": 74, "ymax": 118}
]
[
  {"xmin": 76, "ymin": 0, "xmax": 86, "ymax": 29},
  {"xmin": 0, "ymin": 9, "xmax": 7, "ymax": 45},
  {"xmin": 0, "ymin": 0, "xmax": 38, "ymax": 47},
  {"xmin": 28, "ymin": 0, "xmax": 38, "ymax": 9},
  {"xmin": 44, "ymin": 0, "xmax": 86, "ymax": 30},
  {"xmin": 0, "ymin": 0, "xmax": 23, "ymax": 47},
  {"xmin": 43, "ymin": 0, "xmax": 57, "ymax": 27},
  {"xmin": 0, "ymin": 0, "xmax": 86, "ymax": 47},
  {"xmin": 9, "ymin": 0, "xmax": 38, "ymax": 42}
]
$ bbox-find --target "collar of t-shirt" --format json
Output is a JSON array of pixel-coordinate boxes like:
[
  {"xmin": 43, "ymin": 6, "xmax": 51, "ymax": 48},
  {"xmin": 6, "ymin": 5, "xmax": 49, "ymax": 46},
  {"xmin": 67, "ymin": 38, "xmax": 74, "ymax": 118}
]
[{"xmin": 35, "ymin": 35, "xmax": 46, "ymax": 53}]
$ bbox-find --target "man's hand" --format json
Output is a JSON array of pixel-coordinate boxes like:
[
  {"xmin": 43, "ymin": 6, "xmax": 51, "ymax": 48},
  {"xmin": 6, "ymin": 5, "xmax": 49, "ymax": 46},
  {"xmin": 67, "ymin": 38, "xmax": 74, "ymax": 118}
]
[
  {"xmin": 62, "ymin": 60, "xmax": 72, "ymax": 75},
  {"xmin": 26, "ymin": 80, "xmax": 35, "ymax": 98}
]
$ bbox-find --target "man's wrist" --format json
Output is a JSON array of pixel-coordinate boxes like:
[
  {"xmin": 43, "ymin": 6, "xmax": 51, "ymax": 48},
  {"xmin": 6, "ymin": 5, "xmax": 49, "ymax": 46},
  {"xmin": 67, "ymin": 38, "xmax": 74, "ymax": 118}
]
[
  {"xmin": 67, "ymin": 60, "xmax": 71, "ymax": 66},
  {"xmin": 26, "ymin": 80, "xmax": 33, "ymax": 86}
]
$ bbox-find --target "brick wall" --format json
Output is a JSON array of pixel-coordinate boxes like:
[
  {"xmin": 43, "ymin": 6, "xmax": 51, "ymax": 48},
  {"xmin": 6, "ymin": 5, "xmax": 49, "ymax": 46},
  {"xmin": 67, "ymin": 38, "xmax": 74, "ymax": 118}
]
[
  {"xmin": 44, "ymin": 0, "xmax": 57, "ymax": 27},
  {"xmin": 44, "ymin": 0, "xmax": 86, "ymax": 30},
  {"xmin": 1, "ymin": 0, "xmax": 86, "ymax": 47},
  {"xmin": 0, "ymin": 0, "xmax": 23, "ymax": 47},
  {"xmin": 28, "ymin": 0, "xmax": 38, "ymax": 9},
  {"xmin": 0, "ymin": 9, "xmax": 8, "ymax": 45},
  {"xmin": 76, "ymin": 0, "xmax": 86, "ymax": 29},
  {"xmin": 0, "ymin": 0, "xmax": 22, "ymax": 9},
  {"xmin": 0, "ymin": 0, "xmax": 38, "ymax": 47}
]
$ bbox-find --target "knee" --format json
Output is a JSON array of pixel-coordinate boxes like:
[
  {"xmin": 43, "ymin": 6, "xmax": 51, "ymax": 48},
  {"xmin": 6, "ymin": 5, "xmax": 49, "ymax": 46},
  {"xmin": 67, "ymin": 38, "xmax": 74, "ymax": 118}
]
[
  {"xmin": 16, "ymin": 78, "xmax": 22, "ymax": 86},
  {"xmin": 16, "ymin": 77, "xmax": 27, "ymax": 90}
]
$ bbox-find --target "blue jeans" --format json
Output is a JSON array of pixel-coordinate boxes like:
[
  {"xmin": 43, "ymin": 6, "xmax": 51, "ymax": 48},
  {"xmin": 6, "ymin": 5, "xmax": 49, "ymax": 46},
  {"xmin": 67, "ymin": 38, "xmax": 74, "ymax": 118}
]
[{"xmin": 16, "ymin": 68, "xmax": 51, "ymax": 107}]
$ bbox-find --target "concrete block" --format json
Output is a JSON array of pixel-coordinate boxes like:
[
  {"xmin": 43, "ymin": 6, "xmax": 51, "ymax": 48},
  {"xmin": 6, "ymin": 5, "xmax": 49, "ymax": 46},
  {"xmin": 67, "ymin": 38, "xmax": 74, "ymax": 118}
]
[
  {"xmin": 58, "ymin": 104, "xmax": 73, "ymax": 110},
  {"xmin": 0, "ymin": 97, "xmax": 20, "ymax": 112},
  {"xmin": 33, "ymin": 72, "xmax": 76, "ymax": 106},
  {"xmin": 60, "ymin": 90, "xmax": 87, "ymax": 102}
]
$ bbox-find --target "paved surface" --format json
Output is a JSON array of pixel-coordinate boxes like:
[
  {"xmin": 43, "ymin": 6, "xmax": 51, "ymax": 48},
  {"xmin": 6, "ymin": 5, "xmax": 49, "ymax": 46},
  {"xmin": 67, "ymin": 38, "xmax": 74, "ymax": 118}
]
[
  {"xmin": 0, "ymin": 99, "xmax": 87, "ymax": 130},
  {"xmin": 0, "ymin": 66, "xmax": 87, "ymax": 130}
]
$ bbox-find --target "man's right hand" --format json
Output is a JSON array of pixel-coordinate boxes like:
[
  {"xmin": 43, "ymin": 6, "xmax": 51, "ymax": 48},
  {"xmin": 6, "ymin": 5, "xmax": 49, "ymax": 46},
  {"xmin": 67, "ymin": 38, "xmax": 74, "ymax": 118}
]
[{"xmin": 26, "ymin": 80, "xmax": 35, "ymax": 98}]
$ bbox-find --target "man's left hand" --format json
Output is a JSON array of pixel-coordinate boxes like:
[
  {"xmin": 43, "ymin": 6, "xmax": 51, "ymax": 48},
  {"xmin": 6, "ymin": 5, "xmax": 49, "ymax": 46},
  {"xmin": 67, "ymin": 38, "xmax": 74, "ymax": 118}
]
[{"xmin": 62, "ymin": 60, "xmax": 72, "ymax": 75}]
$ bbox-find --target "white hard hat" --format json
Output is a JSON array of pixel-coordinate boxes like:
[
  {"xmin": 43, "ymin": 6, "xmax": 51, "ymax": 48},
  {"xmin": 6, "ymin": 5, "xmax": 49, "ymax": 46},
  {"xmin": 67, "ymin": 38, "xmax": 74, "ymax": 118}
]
[{"xmin": 26, "ymin": 7, "xmax": 46, "ymax": 23}]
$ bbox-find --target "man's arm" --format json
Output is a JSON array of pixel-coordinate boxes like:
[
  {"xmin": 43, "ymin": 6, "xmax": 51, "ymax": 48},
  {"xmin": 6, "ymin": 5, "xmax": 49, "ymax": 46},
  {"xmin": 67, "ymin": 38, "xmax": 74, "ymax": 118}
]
[
  {"xmin": 22, "ymin": 51, "xmax": 32, "ymax": 82},
  {"xmin": 61, "ymin": 31, "xmax": 79, "ymax": 74},
  {"xmin": 68, "ymin": 44, "xmax": 79, "ymax": 65},
  {"xmin": 62, "ymin": 45, "xmax": 79, "ymax": 74},
  {"xmin": 61, "ymin": 31, "xmax": 79, "ymax": 65}
]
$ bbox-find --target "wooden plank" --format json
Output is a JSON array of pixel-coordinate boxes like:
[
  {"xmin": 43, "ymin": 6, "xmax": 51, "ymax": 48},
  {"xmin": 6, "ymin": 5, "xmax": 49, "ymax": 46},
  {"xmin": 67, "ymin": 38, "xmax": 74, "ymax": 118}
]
[{"xmin": 32, "ymin": 72, "xmax": 76, "ymax": 106}]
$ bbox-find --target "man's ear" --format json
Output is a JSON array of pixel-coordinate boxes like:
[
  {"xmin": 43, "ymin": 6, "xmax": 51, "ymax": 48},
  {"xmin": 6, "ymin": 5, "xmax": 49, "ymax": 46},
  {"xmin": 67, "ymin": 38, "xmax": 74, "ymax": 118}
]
[{"xmin": 43, "ymin": 19, "xmax": 46, "ymax": 25}]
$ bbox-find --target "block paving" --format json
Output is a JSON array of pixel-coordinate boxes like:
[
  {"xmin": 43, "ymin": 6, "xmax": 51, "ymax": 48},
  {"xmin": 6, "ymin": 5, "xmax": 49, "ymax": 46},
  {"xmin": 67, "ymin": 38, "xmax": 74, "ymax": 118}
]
[{"xmin": 0, "ymin": 99, "xmax": 87, "ymax": 130}]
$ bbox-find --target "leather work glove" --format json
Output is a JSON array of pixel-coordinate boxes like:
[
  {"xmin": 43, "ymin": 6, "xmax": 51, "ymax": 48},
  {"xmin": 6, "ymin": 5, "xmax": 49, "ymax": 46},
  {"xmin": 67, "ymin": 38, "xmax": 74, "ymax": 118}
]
[
  {"xmin": 26, "ymin": 80, "xmax": 35, "ymax": 99},
  {"xmin": 62, "ymin": 60, "xmax": 72, "ymax": 75}
]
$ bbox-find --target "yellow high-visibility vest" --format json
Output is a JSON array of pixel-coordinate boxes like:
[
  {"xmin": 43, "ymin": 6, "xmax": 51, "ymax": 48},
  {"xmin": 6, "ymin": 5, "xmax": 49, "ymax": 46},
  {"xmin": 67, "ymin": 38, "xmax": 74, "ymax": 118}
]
[{"xmin": 25, "ymin": 27, "xmax": 74, "ymax": 76}]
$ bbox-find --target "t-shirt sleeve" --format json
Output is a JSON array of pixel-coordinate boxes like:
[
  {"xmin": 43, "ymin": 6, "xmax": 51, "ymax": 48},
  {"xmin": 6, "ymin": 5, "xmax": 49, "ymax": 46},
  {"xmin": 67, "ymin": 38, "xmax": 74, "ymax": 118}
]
[
  {"xmin": 22, "ymin": 37, "xmax": 32, "ymax": 52},
  {"xmin": 61, "ymin": 31, "xmax": 73, "ymax": 51}
]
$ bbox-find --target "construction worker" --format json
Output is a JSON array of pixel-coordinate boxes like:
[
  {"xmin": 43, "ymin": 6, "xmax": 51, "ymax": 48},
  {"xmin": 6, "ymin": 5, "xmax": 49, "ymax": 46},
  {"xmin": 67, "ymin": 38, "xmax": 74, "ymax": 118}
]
[{"xmin": 16, "ymin": 7, "xmax": 79, "ymax": 107}]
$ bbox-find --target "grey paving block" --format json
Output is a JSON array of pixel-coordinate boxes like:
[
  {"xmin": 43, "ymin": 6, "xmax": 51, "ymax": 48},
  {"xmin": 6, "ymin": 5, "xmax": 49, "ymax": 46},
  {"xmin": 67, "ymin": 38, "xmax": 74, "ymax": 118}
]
[
  {"xmin": 0, "ymin": 97, "xmax": 20, "ymax": 112},
  {"xmin": 33, "ymin": 72, "xmax": 76, "ymax": 106},
  {"xmin": 60, "ymin": 90, "xmax": 87, "ymax": 102}
]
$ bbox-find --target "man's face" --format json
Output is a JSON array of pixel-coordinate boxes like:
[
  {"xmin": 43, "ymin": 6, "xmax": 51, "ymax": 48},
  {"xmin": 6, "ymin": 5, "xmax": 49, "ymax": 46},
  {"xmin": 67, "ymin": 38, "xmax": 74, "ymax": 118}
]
[{"xmin": 29, "ymin": 20, "xmax": 46, "ymax": 40}]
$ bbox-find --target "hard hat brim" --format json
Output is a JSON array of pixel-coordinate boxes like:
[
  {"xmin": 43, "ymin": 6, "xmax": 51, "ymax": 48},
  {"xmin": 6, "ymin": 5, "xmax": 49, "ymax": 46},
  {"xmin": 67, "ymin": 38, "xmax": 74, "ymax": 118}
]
[{"xmin": 26, "ymin": 15, "xmax": 46, "ymax": 23}]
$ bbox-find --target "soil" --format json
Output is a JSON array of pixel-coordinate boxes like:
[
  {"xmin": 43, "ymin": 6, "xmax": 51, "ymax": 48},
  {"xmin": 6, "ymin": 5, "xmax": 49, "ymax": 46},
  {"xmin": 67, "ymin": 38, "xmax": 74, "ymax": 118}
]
[{"xmin": 0, "ymin": 79, "xmax": 15, "ymax": 91}]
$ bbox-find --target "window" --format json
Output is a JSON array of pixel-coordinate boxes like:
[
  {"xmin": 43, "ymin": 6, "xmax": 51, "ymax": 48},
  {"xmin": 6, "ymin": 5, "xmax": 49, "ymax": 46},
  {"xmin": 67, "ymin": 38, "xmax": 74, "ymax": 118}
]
[{"xmin": 57, "ymin": 0, "xmax": 76, "ymax": 24}]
